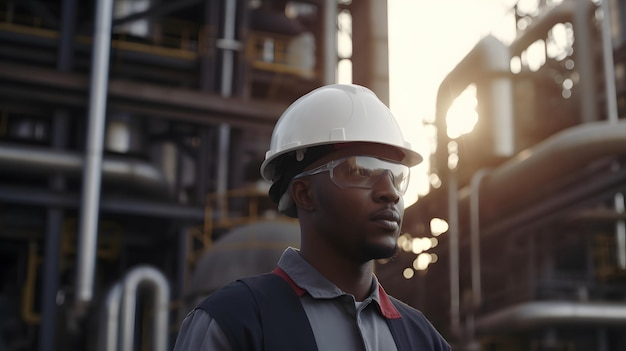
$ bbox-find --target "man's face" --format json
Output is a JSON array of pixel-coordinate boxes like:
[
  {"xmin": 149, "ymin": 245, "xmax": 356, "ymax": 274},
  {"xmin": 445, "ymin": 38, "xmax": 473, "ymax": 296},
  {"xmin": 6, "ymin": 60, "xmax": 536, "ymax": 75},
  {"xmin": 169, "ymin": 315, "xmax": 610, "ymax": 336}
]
[{"xmin": 303, "ymin": 143, "xmax": 407, "ymax": 263}]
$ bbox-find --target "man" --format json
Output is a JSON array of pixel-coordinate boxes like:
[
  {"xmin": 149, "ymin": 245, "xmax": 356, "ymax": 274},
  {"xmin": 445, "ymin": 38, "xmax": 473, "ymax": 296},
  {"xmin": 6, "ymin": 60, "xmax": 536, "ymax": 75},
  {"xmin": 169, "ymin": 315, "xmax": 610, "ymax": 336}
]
[{"xmin": 174, "ymin": 84, "xmax": 450, "ymax": 350}]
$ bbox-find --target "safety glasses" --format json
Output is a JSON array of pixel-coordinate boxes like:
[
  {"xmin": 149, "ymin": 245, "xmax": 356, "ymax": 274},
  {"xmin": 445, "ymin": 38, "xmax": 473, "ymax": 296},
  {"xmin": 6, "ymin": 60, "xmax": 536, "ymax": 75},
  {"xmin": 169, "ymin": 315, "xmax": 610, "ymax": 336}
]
[{"xmin": 293, "ymin": 156, "xmax": 410, "ymax": 194}]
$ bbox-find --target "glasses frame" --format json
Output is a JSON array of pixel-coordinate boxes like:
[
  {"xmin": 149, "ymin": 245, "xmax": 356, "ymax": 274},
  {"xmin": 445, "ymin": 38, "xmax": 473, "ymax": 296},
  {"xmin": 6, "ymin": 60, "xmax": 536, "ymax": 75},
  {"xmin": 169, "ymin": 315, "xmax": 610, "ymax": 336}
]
[{"xmin": 292, "ymin": 155, "xmax": 410, "ymax": 194}]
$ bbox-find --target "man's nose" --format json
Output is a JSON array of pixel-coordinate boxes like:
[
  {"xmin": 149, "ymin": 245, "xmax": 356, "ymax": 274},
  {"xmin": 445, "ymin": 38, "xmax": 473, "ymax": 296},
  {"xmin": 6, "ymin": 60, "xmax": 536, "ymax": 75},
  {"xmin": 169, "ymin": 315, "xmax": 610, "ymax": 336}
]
[{"xmin": 372, "ymin": 170, "xmax": 400, "ymax": 203}]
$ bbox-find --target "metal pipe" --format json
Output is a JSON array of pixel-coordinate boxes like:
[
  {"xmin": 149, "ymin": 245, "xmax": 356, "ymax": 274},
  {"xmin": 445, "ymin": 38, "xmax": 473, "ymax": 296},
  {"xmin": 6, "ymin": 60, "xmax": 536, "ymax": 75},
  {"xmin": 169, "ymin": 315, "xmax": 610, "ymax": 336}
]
[
  {"xmin": 120, "ymin": 266, "xmax": 170, "ymax": 351},
  {"xmin": 448, "ymin": 171, "xmax": 460, "ymax": 337},
  {"xmin": 447, "ymin": 121, "xmax": 626, "ymax": 229},
  {"xmin": 615, "ymin": 193, "xmax": 625, "ymax": 269},
  {"xmin": 215, "ymin": 0, "xmax": 237, "ymax": 212},
  {"xmin": 365, "ymin": 0, "xmax": 390, "ymax": 101},
  {"xmin": 40, "ymin": 208, "xmax": 62, "ymax": 351},
  {"xmin": 0, "ymin": 143, "xmax": 167, "ymax": 192},
  {"xmin": 220, "ymin": 0, "xmax": 237, "ymax": 97},
  {"xmin": 75, "ymin": 0, "xmax": 113, "ymax": 316},
  {"xmin": 434, "ymin": 35, "xmax": 513, "ymax": 173},
  {"xmin": 196, "ymin": 127, "xmax": 212, "ymax": 198},
  {"xmin": 574, "ymin": 0, "xmax": 598, "ymax": 123},
  {"xmin": 470, "ymin": 169, "xmax": 490, "ymax": 309},
  {"xmin": 176, "ymin": 228, "xmax": 190, "ymax": 324},
  {"xmin": 199, "ymin": 0, "xmax": 219, "ymax": 92},
  {"xmin": 434, "ymin": 35, "xmax": 511, "ymax": 339},
  {"xmin": 439, "ymin": 127, "xmax": 626, "ymax": 339},
  {"xmin": 216, "ymin": 124, "xmax": 230, "ymax": 216},
  {"xmin": 475, "ymin": 301, "xmax": 626, "ymax": 332},
  {"xmin": 433, "ymin": 1, "xmax": 598, "ymax": 181},
  {"xmin": 57, "ymin": 0, "xmax": 76, "ymax": 71},
  {"xmin": 99, "ymin": 283, "xmax": 122, "ymax": 351},
  {"xmin": 506, "ymin": 0, "xmax": 594, "ymax": 124},
  {"xmin": 323, "ymin": 0, "xmax": 337, "ymax": 84},
  {"xmin": 599, "ymin": 0, "xmax": 619, "ymax": 123},
  {"xmin": 488, "ymin": 72, "xmax": 514, "ymax": 158},
  {"xmin": 435, "ymin": 34, "xmax": 511, "ymax": 120},
  {"xmin": 40, "ymin": 0, "xmax": 77, "ymax": 343},
  {"xmin": 0, "ymin": 185, "xmax": 205, "ymax": 220},
  {"xmin": 476, "ymin": 121, "xmax": 626, "ymax": 220}
]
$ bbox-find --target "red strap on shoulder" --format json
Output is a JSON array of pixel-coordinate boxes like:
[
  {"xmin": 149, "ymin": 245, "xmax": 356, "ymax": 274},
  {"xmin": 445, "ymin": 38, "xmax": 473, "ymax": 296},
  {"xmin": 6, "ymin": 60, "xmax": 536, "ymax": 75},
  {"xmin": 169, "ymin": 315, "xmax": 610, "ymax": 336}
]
[
  {"xmin": 377, "ymin": 284, "xmax": 402, "ymax": 319},
  {"xmin": 272, "ymin": 267, "xmax": 401, "ymax": 319},
  {"xmin": 271, "ymin": 267, "xmax": 307, "ymax": 297}
]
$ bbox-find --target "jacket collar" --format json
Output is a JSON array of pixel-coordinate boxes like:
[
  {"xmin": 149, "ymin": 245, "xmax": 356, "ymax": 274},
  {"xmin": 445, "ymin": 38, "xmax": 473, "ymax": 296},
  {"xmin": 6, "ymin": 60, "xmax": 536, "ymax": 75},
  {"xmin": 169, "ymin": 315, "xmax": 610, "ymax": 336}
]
[{"xmin": 273, "ymin": 248, "xmax": 402, "ymax": 320}]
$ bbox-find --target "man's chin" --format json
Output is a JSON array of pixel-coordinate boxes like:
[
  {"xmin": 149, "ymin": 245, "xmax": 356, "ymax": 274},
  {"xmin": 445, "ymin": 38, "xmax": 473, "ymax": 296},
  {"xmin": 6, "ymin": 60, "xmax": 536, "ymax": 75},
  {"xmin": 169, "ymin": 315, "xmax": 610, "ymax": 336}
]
[{"xmin": 364, "ymin": 243, "xmax": 398, "ymax": 261}]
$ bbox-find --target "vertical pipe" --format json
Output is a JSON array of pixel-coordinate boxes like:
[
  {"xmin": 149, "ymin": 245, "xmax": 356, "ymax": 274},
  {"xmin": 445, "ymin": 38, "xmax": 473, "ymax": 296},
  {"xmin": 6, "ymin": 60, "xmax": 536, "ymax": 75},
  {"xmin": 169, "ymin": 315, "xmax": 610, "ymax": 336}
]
[
  {"xmin": 466, "ymin": 169, "xmax": 490, "ymax": 351},
  {"xmin": 198, "ymin": 0, "xmax": 218, "ymax": 213},
  {"xmin": 573, "ymin": 0, "xmax": 597, "ymax": 123},
  {"xmin": 40, "ymin": 208, "xmax": 62, "ymax": 351},
  {"xmin": 489, "ymin": 76, "xmax": 515, "ymax": 157},
  {"xmin": 216, "ymin": 0, "xmax": 237, "ymax": 211},
  {"xmin": 99, "ymin": 283, "xmax": 122, "ymax": 351},
  {"xmin": 620, "ymin": 0, "xmax": 626, "ymax": 43},
  {"xmin": 199, "ymin": 0, "xmax": 219, "ymax": 92},
  {"xmin": 40, "ymin": 0, "xmax": 76, "ymax": 348},
  {"xmin": 220, "ymin": 0, "xmax": 237, "ymax": 97},
  {"xmin": 600, "ymin": 0, "xmax": 619, "ymax": 123},
  {"xmin": 177, "ymin": 228, "xmax": 189, "ymax": 322},
  {"xmin": 367, "ymin": 0, "xmax": 390, "ymax": 101},
  {"xmin": 57, "ymin": 0, "xmax": 76, "ymax": 71},
  {"xmin": 216, "ymin": 124, "xmax": 230, "ymax": 215},
  {"xmin": 236, "ymin": 0, "xmax": 250, "ymax": 96},
  {"xmin": 323, "ymin": 0, "xmax": 338, "ymax": 84},
  {"xmin": 448, "ymin": 170, "xmax": 460, "ymax": 336},
  {"xmin": 470, "ymin": 169, "xmax": 490, "ymax": 309},
  {"xmin": 615, "ymin": 193, "xmax": 625, "ymax": 269},
  {"xmin": 529, "ymin": 232, "xmax": 536, "ymax": 296},
  {"xmin": 75, "ymin": 0, "xmax": 113, "ymax": 316},
  {"xmin": 197, "ymin": 127, "xmax": 212, "ymax": 198}
]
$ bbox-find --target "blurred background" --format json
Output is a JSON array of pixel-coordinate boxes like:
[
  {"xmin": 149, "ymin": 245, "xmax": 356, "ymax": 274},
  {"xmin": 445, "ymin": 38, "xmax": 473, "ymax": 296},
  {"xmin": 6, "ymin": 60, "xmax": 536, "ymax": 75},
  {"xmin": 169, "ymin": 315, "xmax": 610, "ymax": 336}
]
[{"xmin": 1, "ymin": 0, "xmax": 626, "ymax": 350}]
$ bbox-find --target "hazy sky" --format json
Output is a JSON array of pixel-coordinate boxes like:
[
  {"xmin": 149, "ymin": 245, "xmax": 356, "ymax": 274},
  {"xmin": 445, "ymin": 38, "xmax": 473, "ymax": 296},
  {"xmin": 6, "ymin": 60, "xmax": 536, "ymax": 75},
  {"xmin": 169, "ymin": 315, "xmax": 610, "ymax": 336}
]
[{"xmin": 387, "ymin": 0, "xmax": 514, "ymax": 205}]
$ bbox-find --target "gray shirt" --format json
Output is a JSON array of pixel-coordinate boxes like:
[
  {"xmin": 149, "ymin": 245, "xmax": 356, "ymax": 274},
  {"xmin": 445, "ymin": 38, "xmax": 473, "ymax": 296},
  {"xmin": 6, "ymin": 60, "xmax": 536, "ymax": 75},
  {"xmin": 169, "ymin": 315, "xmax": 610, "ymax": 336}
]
[{"xmin": 174, "ymin": 247, "xmax": 399, "ymax": 351}]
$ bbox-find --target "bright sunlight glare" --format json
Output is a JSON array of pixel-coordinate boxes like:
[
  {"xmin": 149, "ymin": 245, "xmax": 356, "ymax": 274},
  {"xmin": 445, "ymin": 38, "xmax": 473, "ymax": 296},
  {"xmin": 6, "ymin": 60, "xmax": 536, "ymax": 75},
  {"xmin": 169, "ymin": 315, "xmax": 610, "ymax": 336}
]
[
  {"xmin": 388, "ymin": 0, "xmax": 516, "ymax": 206},
  {"xmin": 446, "ymin": 84, "xmax": 478, "ymax": 139}
]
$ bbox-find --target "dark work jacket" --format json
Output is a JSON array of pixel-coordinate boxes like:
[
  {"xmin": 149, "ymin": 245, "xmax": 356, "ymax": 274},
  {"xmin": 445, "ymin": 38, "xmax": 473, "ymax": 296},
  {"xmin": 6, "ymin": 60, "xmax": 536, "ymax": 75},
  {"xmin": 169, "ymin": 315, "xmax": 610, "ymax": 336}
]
[{"xmin": 197, "ymin": 270, "xmax": 451, "ymax": 351}]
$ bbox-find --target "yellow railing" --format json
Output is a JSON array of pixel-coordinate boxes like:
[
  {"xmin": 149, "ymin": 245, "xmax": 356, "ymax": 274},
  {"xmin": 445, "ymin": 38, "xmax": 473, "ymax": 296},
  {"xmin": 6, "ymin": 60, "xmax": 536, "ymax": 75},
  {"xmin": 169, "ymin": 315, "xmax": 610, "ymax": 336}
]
[
  {"xmin": 0, "ymin": 9, "xmax": 317, "ymax": 77},
  {"xmin": 20, "ymin": 220, "xmax": 122, "ymax": 324},
  {"xmin": 0, "ymin": 9, "xmax": 200, "ymax": 60},
  {"xmin": 186, "ymin": 185, "xmax": 294, "ymax": 269},
  {"xmin": 593, "ymin": 232, "xmax": 626, "ymax": 281},
  {"xmin": 246, "ymin": 30, "xmax": 316, "ymax": 79},
  {"xmin": 22, "ymin": 241, "xmax": 41, "ymax": 324}
]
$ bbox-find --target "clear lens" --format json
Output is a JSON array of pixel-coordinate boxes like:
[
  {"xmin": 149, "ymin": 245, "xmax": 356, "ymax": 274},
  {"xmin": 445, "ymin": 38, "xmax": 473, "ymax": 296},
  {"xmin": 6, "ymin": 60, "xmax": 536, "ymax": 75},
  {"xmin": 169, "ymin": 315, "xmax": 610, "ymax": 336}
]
[{"xmin": 295, "ymin": 156, "xmax": 410, "ymax": 194}]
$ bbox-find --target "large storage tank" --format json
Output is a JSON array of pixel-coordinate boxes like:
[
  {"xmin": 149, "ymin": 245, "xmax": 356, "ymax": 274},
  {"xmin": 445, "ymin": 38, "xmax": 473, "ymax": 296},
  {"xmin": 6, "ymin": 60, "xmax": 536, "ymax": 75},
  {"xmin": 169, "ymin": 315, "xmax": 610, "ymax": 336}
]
[{"xmin": 184, "ymin": 220, "xmax": 300, "ymax": 310}]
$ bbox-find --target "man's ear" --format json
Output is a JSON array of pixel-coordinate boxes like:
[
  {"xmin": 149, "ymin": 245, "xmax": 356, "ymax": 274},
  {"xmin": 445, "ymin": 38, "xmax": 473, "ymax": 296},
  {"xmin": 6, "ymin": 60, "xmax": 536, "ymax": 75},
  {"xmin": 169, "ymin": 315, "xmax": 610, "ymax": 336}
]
[{"xmin": 290, "ymin": 178, "xmax": 315, "ymax": 212}]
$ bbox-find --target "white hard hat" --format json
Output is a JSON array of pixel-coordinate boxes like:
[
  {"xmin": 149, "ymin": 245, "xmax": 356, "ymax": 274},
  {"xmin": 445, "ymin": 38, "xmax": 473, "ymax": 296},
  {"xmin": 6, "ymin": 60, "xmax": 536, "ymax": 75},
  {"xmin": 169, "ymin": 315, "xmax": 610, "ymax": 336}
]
[{"xmin": 260, "ymin": 84, "xmax": 422, "ymax": 182}]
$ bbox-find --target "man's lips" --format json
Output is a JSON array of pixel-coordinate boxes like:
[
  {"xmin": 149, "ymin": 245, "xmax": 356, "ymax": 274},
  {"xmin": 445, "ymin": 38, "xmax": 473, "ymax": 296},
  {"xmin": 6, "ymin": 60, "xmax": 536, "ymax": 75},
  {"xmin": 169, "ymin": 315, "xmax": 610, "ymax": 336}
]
[
  {"xmin": 371, "ymin": 209, "xmax": 400, "ymax": 222},
  {"xmin": 371, "ymin": 209, "xmax": 401, "ymax": 230}
]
